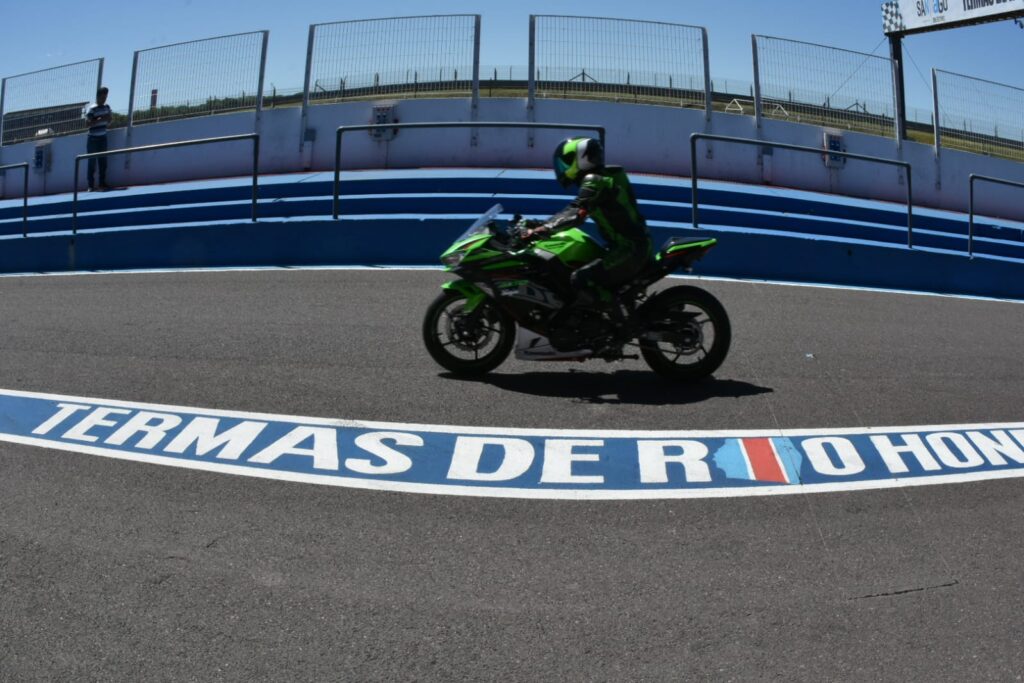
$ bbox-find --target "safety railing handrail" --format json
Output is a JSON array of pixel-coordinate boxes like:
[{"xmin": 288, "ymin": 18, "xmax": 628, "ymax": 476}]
[
  {"xmin": 72, "ymin": 133, "xmax": 260, "ymax": 235},
  {"xmin": 333, "ymin": 121, "xmax": 606, "ymax": 219},
  {"xmin": 0, "ymin": 162, "xmax": 29, "ymax": 237},
  {"xmin": 968, "ymin": 174, "xmax": 1024, "ymax": 258},
  {"xmin": 689, "ymin": 133, "xmax": 915, "ymax": 248}
]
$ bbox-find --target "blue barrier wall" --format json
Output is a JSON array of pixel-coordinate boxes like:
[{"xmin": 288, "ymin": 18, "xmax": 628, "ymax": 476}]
[
  {"xmin": 5, "ymin": 216, "xmax": 1023, "ymax": 301},
  {"xmin": 1, "ymin": 170, "xmax": 1022, "ymax": 300}
]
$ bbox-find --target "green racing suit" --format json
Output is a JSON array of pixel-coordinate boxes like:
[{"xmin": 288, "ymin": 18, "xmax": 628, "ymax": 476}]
[{"xmin": 542, "ymin": 165, "xmax": 653, "ymax": 296}]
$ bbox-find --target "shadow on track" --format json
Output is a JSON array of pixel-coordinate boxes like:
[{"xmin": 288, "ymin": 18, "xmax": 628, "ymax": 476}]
[{"xmin": 440, "ymin": 370, "xmax": 773, "ymax": 406}]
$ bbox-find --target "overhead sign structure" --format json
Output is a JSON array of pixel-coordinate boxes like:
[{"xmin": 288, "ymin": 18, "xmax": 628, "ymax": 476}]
[
  {"xmin": 883, "ymin": 0, "xmax": 1024, "ymax": 35},
  {"xmin": 883, "ymin": 0, "xmax": 1024, "ymax": 141}
]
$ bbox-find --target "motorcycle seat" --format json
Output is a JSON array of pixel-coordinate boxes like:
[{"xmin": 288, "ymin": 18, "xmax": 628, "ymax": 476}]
[{"xmin": 659, "ymin": 236, "xmax": 715, "ymax": 251}]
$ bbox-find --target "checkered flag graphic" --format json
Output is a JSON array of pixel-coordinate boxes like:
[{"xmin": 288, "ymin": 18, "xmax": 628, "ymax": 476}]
[{"xmin": 882, "ymin": 1, "xmax": 907, "ymax": 34}]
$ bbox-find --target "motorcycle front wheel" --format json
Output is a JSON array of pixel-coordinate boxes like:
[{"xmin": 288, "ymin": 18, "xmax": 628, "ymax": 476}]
[
  {"xmin": 422, "ymin": 289, "xmax": 516, "ymax": 376},
  {"xmin": 638, "ymin": 285, "xmax": 731, "ymax": 381}
]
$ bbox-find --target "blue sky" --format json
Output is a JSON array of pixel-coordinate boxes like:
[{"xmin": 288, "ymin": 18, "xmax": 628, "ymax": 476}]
[{"xmin": 0, "ymin": 0, "xmax": 1020, "ymax": 116}]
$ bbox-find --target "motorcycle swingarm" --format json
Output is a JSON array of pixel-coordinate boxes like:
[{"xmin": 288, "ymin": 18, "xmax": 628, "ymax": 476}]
[
  {"xmin": 640, "ymin": 331, "xmax": 694, "ymax": 343},
  {"xmin": 640, "ymin": 311, "xmax": 701, "ymax": 343}
]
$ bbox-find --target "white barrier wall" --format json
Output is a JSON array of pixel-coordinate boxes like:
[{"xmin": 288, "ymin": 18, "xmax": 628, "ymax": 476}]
[{"xmin": 1, "ymin": 97, "xmax": 1023, "ymax": 221}]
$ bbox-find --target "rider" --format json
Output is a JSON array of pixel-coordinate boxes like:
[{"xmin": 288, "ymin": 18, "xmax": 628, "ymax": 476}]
[{"xmin": 526, "ymin": 137, "xmax": 652, "ymax": 307}]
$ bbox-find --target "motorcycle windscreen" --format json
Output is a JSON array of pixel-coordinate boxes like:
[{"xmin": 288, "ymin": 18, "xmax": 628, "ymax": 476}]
[{"xmin": 453, "ymin": 204, "xmax": 504, "ymax": 244}]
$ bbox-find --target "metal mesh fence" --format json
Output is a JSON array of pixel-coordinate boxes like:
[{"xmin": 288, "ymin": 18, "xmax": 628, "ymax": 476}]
[
  {"xmin": 935, "ymin": 69, "xmax": 1024, "ymax": 162},
  {"xmin": 129, "ymin": 31, "xmax": 267, "ymax": 126},
  {"xmin": 306, "ymin": 15, "xmax": 479, "ymax": 103},
  {"xmin": 531, "ymin": 16, "xmax": 708, "ymax": 109},
  {"xmin": 754, "ymin": 36, "xmax": 897, "ymax": 138},
  {"xmin": 1, "ymin": 59, "xmax": 103, "ymax": 146}
]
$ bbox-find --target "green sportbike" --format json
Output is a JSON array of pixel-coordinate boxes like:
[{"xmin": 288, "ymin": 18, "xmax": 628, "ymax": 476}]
[{"xmin": 423, "ymin": 204, "xmax": 731, "ymax": 380}]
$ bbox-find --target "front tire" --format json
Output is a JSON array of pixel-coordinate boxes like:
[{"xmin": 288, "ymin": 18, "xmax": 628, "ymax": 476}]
[
  {"xmin": 422, "ymin": 289, "xmax": 515, "ymax": 376},
  {"xmin": 638, "ymin": 285, "xmax": 731, "ymax": 381}
]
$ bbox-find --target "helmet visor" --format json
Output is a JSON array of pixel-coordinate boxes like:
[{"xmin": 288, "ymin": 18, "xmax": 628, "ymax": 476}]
[{"xmin": 553, "ymin": 156, "xmax": 573, "ymax": 188}]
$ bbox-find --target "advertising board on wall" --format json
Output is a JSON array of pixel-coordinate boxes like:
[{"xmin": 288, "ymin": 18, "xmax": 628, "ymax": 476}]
[{"xmin": 883, "ymin": 0, "xmax": 1024, "ymax": 35}]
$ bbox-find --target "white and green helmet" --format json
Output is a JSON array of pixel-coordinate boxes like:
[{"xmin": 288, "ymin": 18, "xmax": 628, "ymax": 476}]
[{"xmin": 553, "ymin": 137, "xmax": 604, "ymax": 188}]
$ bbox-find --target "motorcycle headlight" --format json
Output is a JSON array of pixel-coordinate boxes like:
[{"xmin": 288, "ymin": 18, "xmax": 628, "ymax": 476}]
[{"xmin": 442, "ymin": 252, "xmax": 465, "ymax": 268}]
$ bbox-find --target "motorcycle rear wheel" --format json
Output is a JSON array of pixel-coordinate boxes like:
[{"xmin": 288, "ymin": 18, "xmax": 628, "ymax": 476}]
[
  {"xmin": 423, "ymin": 289, "xmax": 516, "ymax": 376},
  {"xmin": 638, "ymin": 285, "xmax": 731, "ymax": 381}
]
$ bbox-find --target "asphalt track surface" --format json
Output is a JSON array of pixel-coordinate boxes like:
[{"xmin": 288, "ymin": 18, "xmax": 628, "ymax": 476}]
[{"xmin": 2, "ymin": 268, "xmax": 1023, "ymax": 681}]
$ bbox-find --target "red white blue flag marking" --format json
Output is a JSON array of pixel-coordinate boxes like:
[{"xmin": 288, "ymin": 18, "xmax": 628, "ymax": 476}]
[{"xmin": 712, "ymin": 437, "xmax": 803, "ymax": 484}]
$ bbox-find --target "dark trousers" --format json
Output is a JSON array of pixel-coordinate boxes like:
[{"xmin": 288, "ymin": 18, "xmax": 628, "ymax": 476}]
[{"xmin": 86, "ymin": 135, "xmax": 108, "ymax": 188}]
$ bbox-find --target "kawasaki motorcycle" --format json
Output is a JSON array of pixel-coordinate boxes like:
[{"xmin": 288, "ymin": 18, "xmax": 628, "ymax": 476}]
[{"xmin": 422, "ymin": 204, "xmax": 731, "ymax": 380}]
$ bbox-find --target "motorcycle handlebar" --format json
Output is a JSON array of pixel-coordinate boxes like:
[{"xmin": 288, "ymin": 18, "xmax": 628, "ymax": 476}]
[{"xmin": 504, "ymin": 217, "xmax": 546, "ymax": 249}]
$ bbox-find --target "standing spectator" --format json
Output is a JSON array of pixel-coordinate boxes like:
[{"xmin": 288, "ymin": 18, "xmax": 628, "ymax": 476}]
[{"xmin": 84, "ymin": 87, "xmax": 112, "ymax": 191}]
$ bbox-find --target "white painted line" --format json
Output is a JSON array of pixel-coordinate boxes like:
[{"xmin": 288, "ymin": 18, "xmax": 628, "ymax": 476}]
[
  {"xmin": 4, "ymin": 428, "xmax": 1024, "ymax": 500},
  {"xmin": 0, "ymin": 417, "xmax": 1021, "ymax": 500},
  {"xmin": 0, "ymin": 387, "xmax": 1023, "ymax": 501}
]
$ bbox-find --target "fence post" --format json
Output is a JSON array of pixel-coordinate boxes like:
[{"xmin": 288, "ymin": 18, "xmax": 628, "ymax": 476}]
[
  {"xmin": 125, "ymin": 50, "xmax": 140, "ymax": 169},
  {"xmin": 471, "ymin": 14, "xmax": 481, "ymax": 147},
  {"xmin": 527, "ymin": 15, "xmax": 537, "ymax": 148},
  {"xmin": 0, "ymin": 77, "xmax": 6, "ymax": 164},
  {"xmin": 251, "ymin": 135, "xmax": 260, "ymax": 223},
  {"xmin": 254, "ymin": 30, "xmax": 269, "ymax": 134},
  {"xmin": 905, "ymin": 163, "xmax": 913, "ymax": 248},
  {"xmin": 889, "ymin": 35, "xmax": 908, "ymax": 144},
  {"xmin": 21, "ymin": 165, "xmax": 27, "ymax": 236},
  {"xmin": 751, "ymin": 35, "xmax": 762, "ymax": 130},
  {"xmin": 73, "ymin": 159, "xmax": 80, "ymax": 234},
  {"xmin": 701, "ymin": 27, "xmax": 712, "ymax": 121},
  {"xmin": 891, "ymin": 58, "xmax": 903, "ymax": 151},
  {"xmin": 968, "ymin": 175, "xmax": 975, "ymax": 257},
  {"xmin": 96, "ymin": 58, "xmax": 105, "ymax": 106},
  {"xmin": 95, "ymin": 58, "xmax": 105, "ymax": 184},
  {"xmin": 690, "ymin": 134, "xmax": 700, "ymax": 228},
  {"xmin": 931, "ymin": 68, "xmax": 942, "ymax": 157},
  {"xmin": 300, "ymin": 24, "xmax": 316, "ymax": 153}
]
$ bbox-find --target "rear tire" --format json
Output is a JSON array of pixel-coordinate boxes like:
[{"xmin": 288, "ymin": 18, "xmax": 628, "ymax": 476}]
[
  {"xmin": 422, "ymin": 289, "xmax": 515, "ymax": 376},
  {"xmin": 638, "ymin": 285, "xmax": 731, "ymax": 381}
]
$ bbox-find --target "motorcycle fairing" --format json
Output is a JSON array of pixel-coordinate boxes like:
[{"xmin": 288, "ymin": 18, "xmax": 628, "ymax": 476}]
[{"xmin": 514, "ymin": 327, "xmax": 592, "ymax": 361}]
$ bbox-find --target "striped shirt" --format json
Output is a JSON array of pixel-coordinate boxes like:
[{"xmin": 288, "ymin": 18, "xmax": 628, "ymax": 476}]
[{"xmin": 85, "ymin": 103, "xmax": 112, "ymax": 137}]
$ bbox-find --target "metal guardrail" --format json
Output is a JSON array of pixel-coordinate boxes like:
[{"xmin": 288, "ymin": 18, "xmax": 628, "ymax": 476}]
[
  {"xmin": 72, "ymin": 133, "xmax": 260, "ymax": 235},
  {"xmin": 333, "ymin": 121, "xmax": 606, "ymax": 219},
  {"xmin": 0, "ymin": 162, "xmax": 29, "ymax": 237},
  {"xmin": 968, "ymin": 174, "xmax": 1024, "ymax": 258},
  {"xmin": 689, "ymin": 133, "xmax": 915, "ymax": 248}
]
